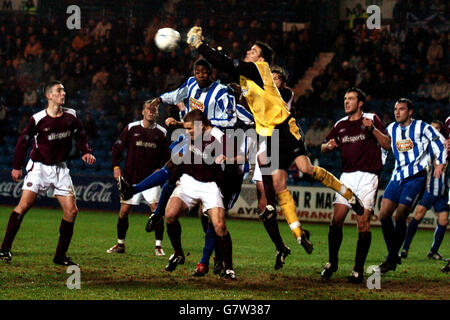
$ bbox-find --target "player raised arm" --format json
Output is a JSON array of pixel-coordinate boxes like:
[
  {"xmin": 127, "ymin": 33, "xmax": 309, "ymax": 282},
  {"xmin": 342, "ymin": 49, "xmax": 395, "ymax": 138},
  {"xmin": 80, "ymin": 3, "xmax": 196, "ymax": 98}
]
[
  {"xmin": 362, "ymin": 116, "xmax": 391, "ymax": 150},
  {"xmin": 187, "ymin": 27, "xmax": 264, "ymax": 88}
]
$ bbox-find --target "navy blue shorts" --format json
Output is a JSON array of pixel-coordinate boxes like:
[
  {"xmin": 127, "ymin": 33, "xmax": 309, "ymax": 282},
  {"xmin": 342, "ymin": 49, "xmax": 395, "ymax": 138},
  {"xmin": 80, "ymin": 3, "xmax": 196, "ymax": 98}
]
[
  {"xmin": 418, "ymin": 191, "xmax": 449, "ymax": 213},
  {"xmin": 383, "ymin": 173, "xmax": 426, "ymax": 208}
]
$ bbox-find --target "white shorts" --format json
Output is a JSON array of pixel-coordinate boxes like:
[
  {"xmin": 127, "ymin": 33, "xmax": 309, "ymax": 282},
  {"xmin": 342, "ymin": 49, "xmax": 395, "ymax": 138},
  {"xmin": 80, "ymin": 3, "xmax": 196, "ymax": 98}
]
[
  {"xmin": 334, "ymin": 171, "xmax": 379, "ymax": 210},
  {"xmin": 22, "ymin": 160, "xmax": 75, "ymax": 197},
  {"xmin": 170, "ymin": 174, "xmax": 224, "ymax": 213},
  {"xmin": 252, "ymin": 140, "xmax": 266, "ymax": 182},
  {"xmin": 120, "ymin": 186, "xmax": 161, "ymax": 206}
]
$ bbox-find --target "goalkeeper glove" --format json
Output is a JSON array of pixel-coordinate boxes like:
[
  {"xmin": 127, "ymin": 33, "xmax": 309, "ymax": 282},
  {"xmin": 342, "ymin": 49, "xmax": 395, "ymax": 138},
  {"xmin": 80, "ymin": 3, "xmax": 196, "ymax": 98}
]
[{"xmin": 187, "ymin": 26, "xmax": 204, "ymax": 49}]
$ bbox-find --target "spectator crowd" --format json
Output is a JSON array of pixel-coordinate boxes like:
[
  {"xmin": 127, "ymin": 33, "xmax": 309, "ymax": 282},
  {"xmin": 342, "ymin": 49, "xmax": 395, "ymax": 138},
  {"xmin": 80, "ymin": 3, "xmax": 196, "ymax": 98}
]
[{"xmin": 0, "ymin": 0, "xmax": 448, "ymax": 187}]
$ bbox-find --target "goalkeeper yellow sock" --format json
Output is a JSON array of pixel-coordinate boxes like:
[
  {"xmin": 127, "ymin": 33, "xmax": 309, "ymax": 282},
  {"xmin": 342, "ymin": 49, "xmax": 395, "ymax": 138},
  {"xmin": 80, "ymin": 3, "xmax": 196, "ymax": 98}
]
[
  {"xmin": 277, "ymin": 189, "xmax": 302, "ymax": 239},
  {"xmin": 312, "ymin": 166, "xmax": 353, "ymax": 200}
]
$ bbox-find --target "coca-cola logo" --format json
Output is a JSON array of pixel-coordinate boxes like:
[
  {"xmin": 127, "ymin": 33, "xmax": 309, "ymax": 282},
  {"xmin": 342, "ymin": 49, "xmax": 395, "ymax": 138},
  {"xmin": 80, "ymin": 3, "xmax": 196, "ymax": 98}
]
[
  {"xmin": 74, "ymin": 182, "xmax": 114, "ymax": 203},
  {"xmin": 0, "ymin": 179, "xmax": 114, "ymax": 203},
  {"xmin": 0, "ymin": 180, "xmax": 24, "ymax": 198}
]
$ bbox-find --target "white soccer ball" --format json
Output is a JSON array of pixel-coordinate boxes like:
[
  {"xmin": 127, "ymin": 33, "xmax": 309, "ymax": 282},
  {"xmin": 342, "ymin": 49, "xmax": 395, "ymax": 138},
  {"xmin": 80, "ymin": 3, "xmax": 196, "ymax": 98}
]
[{"xmin": 154, "ymin": 28, "xmax": 180, "ymax": 52}]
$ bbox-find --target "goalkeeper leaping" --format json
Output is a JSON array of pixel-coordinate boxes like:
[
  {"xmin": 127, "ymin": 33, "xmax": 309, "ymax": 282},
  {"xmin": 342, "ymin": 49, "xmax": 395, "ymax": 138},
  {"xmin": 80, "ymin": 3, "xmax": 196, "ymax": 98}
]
[{"xmin": 186, "ymin": 27, "xmax": 365, "ymax": 253}]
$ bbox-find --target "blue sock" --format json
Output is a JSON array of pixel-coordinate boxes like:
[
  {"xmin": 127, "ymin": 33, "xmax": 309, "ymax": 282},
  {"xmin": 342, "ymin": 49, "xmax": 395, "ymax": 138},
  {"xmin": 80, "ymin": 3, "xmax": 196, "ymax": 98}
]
[
  {"xmin": 134, "ymin": 166, "xmax": 170, "ymax": 194},
  {"xmin": 153, "ymin": 181, "xmax": 176, "ymax": 217},
  {"xmin": 402, "ymin": 218, "xmax": 421, "ymax": 251},
  {"xmin": 430, "ymin": 223, "xmax": 447, "ymax": 254},
  {"xmin": 381, "ymin": 217, "xmax": 395, "ymax": 253},
  {"xmin": 200, "ymin": 226, "xmax": 216, "ymax": 266}
]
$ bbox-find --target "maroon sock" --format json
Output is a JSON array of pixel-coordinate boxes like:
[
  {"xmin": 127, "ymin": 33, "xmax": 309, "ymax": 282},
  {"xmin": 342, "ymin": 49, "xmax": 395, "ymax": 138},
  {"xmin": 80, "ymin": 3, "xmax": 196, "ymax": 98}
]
[
  {"xmin": 55, "ymin": 219, "xmax": 74, "ymax": 258},
  {"xmin": 261, "ymin": 174, "xmax": 277, "ymax": 208},
  {"xmin": 354, "ymin": 231, "xmax": 372, "ymax": 273},
  {"xmin": 154, "ymin": 217, "xmax": 164, "ymax": 242},
  {"xmin": 117, "ymin": 216, "xmax": 129, "ymax": 240},
  {"xmin": 166, "ymin": 220, "xmax": 183, "ymax": 256},
  {"xmin": 216, "ymin": 232, "xmax": 233, "ymax": 270},
  {"xmin": 1, "ymin": 211, "xmax": 24, "ymax": 251},
  {"xmin": 263, "ymin": 217, "xmax": 285, "ymax": 252},
  {"xmin": 328, "ymin": 225, "xmax": 343, "ymax": 266}
]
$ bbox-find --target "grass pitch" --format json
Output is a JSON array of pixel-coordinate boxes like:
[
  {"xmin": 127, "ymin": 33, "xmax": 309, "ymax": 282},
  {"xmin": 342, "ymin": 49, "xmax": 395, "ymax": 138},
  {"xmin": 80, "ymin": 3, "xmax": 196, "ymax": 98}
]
[{"xmin": 0, "ymin": 206, "xmax": 448, "ymax": 300}]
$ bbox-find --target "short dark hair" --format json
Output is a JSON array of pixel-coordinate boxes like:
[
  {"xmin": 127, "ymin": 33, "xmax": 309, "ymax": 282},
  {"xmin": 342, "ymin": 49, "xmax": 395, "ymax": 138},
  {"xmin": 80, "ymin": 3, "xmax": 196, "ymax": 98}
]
[
  {"xmin": 255, "ymin": 41, "xmax": 274, "ymax": 65},
  {"xmin": 183, "ymin": 109, "xmax": 211, "ymax": 127},
  {"xmin": 345, "ymin": 87, "xmax": 366, "ymax": 104},
  {"xmin": 431, "ymin": 119, "xmax": 443, "ymax": 128},
  {"xmin": 396, "ymin": 98, "xmax": 413, "ymax": 110},
  {"xmin": 44, "ymin": 80, "xmax": 63, "ymax": 95},
  {"xmin": 271, "ymin": 65, "xmax": 287, "ymax": 83},
  {"xmin": 194, "ymin": 58, "xmax": 212, "ymax": 71}
]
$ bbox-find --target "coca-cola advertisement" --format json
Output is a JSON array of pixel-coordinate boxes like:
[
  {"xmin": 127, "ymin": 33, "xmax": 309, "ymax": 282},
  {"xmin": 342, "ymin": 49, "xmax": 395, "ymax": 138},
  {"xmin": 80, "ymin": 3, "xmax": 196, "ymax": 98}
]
[{"xmin": 0, "ymin": 171, "xmax": 150, "ymax": 212}]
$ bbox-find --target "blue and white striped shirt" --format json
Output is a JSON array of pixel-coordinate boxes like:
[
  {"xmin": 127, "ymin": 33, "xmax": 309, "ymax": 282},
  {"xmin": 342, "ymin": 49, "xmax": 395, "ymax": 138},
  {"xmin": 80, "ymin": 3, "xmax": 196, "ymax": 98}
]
[
  {"xmin": 236, "ymin": 104, "xmax": 254, "ymax": 125},
  {"xmin": 387, "ymin": 119, "xmax": 447, "ymax": 181},
  {"xmin": 160, "ymin": 77, "xmax": 237, "ymax": 129},
  {"xmin": 426, "ymin": 144, "xmax": 447, "ymax": 196}
]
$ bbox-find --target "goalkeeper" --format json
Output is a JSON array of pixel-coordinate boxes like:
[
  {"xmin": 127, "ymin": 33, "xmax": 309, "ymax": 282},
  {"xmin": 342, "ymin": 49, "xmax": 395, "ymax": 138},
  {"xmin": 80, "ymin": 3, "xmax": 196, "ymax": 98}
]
[{"xmin": 186, "ymin": 27, "xmax": 365, "ymax": 252}]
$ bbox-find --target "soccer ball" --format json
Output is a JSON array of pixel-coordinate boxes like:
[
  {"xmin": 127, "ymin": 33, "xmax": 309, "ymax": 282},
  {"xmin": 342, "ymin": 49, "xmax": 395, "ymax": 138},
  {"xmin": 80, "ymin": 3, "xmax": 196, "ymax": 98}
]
[{"xmin": 154, "ymin": 28, "xmax": 180, "ymax": 52}]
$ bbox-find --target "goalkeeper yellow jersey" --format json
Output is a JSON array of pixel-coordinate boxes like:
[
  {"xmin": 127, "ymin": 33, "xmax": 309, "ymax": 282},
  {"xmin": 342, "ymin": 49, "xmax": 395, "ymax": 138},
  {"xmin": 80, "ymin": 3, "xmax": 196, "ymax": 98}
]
[{"xmin": 239, "ymin": 61, "xmax": 290, "ymax": 136}]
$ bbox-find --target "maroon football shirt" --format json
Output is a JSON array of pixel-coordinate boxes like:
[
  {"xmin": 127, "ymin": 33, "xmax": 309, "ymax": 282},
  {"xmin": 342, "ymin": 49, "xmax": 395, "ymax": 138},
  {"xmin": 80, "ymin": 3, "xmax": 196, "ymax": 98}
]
[
  {"xmin": 13, "ymin": 108, "xmax": 92, "ymax": 169},
  {"xmin": 325, "ymin": 113, "xmax": 387, "ymax": 175},
  {"xmin": 443, "ymin": 116, "xmax": 450, "ymax": 139},
  {"xmin": 182, "ymin": 127, "xmax": 225, "ymax": 183},
  {"xmin": 112, "ymin": 121, "xmax": 169, "ymax": 184}
]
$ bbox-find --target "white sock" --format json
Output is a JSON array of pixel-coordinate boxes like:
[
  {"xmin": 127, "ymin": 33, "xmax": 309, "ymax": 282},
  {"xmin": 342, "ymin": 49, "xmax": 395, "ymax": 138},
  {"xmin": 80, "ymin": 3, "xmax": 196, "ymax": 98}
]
[
  {"xmin": 118, "ymin": 239, "xmax": 125, "ymax": 245},
  {"xmin": 155, "ymin": 240, "xmax": 162, "ymax": 247}
]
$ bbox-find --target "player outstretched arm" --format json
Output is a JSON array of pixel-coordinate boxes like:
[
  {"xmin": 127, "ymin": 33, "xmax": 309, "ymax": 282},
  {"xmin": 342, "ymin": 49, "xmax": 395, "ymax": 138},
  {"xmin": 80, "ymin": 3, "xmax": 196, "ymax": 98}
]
[
  {"xmin": 158, "ymin": 78, "xmax": 192, "ymax": 106},
  {"xmin": 187, "ymin": 27, "xmax": 264, "ymax": 88}
]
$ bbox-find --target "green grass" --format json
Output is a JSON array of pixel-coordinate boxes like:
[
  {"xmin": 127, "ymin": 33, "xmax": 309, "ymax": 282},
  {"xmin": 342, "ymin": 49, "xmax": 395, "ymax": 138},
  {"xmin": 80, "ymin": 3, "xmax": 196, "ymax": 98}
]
[{"xmin": 0, "ymin": 206, "xmax": 448, "ymax": 300}]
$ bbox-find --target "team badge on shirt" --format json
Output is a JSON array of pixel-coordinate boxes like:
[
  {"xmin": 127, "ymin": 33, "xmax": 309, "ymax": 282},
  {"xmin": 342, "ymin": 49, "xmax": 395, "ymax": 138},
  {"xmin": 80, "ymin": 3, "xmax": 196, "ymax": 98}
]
[
  {"xmin": 189, "ymin": 97, "xmax": 204, "ymax": 111},
  {"xmin": 396, "ymin": 138, "xmax": 414, "ymax": 152}
]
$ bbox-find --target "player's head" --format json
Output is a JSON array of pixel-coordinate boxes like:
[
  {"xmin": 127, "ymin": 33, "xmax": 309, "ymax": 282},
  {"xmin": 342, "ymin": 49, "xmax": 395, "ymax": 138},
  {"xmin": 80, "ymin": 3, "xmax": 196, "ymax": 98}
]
[
  {"xmin": 45, "ymin": 80, "xmax": 65, "ymax": 106},
  {"xmin": 142, "ymin": 99, "xmax": 158, "ymax": 123},
  {"xmin": 394, "ymin": 98, "xmax": 414, "ymax": 125},
  {"xmin": 244, "ymin": 41, "xmax": 274, "ymax": 65},
  {"xmin": 431, "ymin": 119, "xmax": 443, "ymax": 131},
  {"xmin": 194, "ymin": 58, "xmax": 212, "ymax": 88},
  {"xmin": 271, "ymin": 65, "xmax": 287, "ymax": 88},
  {"xmin": 344, "ymin": 87, "xmax": 366, "ymax": 115},
  {"xmin": 183, "ymin": 109, "xmax": 211, "ymax": 139}
]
